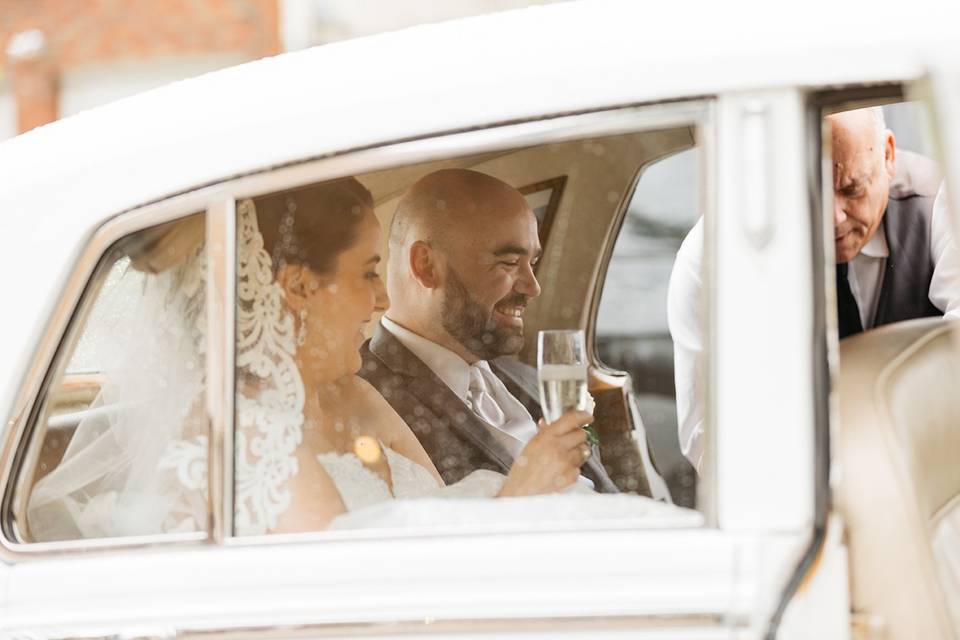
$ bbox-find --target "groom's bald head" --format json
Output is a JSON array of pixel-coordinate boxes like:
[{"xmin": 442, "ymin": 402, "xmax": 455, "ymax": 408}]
[
  {"xmin": 385, "ymin": 168, "xmax": 542, "ymax": 362},
  {"xmin": 388, "ymin": 169, "xmax": 523, "ymax": 257}
]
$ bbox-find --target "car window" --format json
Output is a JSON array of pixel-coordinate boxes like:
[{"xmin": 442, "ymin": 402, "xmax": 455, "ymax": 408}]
[
  {"xmin": 230, "ymin": 125, "xmax": 707, "ymax": 536},
  {"xmin": 66, "ymin": 258, "xmax": 148, "ymax": 375},
  {"xmin": 594, "ymin": 147, "xmax": 701, "ymax": 508},
  {"xmin": 12, "ymin": 213, "xmax": 208, "ymax": 543}
]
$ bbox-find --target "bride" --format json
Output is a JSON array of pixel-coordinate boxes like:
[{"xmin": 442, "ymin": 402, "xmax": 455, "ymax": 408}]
[{"xmin": 28, "ymin": 177, "xmax": 594, "ymax": 540}]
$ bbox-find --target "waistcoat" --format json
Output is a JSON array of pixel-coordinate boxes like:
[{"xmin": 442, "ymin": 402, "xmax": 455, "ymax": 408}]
[
  {"xmin": 870, "ymin": 191, "xmax": 941, "ymax": 328},
  {"xmin": 842, "ymin": 150, "xmax": 943, "ymax": 335}
]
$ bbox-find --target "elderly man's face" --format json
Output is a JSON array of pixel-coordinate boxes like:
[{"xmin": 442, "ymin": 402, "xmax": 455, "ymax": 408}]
[
  {"xmin": 829, "ymin": 111, "xmax": 897, "ymax": 263},
  {"xmin": 439, "ymin": 197, "xmax": 542, "ymax": 360}
]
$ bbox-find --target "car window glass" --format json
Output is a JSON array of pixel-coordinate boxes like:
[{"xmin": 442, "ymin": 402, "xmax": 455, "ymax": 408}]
[
  {"xmin": 594, "ymin": 147, "xmax": 701, "ymax": 508},
  {"xmin": 231, "ymin": 127, "xmax": 707, "ymax": 536},
  {"xmin": 66, "ymin": 259, "xmax": 148, "ymax": 375},
  {"xmin": 14, "ymin": 213, "xmax": 208, "ymax": 543}
]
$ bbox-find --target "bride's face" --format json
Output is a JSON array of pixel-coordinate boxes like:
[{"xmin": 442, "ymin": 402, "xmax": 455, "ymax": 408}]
[{"xmin": 299, "ymin": 208, "xmax": 388, "ymax": 382}]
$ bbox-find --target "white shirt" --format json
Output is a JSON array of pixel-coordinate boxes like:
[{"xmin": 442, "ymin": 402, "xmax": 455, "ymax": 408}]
[
  {"xmin": 847, "ymin": 226, "xmax": 888, "ymax": 330},
  {"xmin": 667, "ymin": 184, "xmax": 960, "ymax": 472}
]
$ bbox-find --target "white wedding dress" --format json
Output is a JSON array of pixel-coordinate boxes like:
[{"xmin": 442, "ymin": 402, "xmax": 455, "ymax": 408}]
[
  {"xmin": 317, "ymin": 440, "xmax": 699, "ymax": 532},
  {"xmin": 317, "ymin": 443, "xmax": 506, "ymax": 511}
]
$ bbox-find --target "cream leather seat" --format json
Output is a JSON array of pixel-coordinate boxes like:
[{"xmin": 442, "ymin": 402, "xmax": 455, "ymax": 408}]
[{"xmin": 837, "ymin": 317, "xmax": 960, "ymax": 639}]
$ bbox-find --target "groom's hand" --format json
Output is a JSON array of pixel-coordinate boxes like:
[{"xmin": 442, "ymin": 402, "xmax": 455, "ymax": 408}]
[{"xmin": 497, "ymin": 410, "xmax": 593, "ymax": 497}]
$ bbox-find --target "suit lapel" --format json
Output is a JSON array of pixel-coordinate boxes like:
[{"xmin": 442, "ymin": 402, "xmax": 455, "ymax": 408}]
[{"xmin": 369, "ymin": 324, "xmax": 515, "ymax": 472}]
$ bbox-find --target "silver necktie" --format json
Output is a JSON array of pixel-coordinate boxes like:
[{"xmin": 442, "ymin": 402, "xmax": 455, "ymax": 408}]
[{"xmin": 467, "ymin": 364, "xmax": 507, "ymax": 428}]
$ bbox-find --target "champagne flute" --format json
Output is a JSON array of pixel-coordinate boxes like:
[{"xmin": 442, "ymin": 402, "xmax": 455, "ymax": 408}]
[{"xmin": 537, "ymin": 330, "xmax": 599, "ymax": 446}]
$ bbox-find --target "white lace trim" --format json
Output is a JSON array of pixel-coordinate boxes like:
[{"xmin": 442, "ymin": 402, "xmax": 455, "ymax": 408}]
[
  {"xmin": 382, "ymin": 447, "xmax": 441, "ymax": 500},
  {"xmin": 316, "ymin": 442, "xmax": 446, "ymax": 511},
  {"xmin": 159, "ymin": 436, "xmax": 207, "ymax": 491},
  {"xmin": 151, "ymin": 239, "xmax": 209, "ymax": 536},
  {"xmin": 233, "ymin": 200, "xmax": 304, "ymax": 535},
  {"xmin": 158, "ymin": 201, "xmax": 305, "ymax": 536},
  {"xmin": 317, "ymin": 450, "xmax": 393, "ymax": 512},
  {"xmin": 317, "ymin": 441, "xmax": 515, "ymax": 513}
]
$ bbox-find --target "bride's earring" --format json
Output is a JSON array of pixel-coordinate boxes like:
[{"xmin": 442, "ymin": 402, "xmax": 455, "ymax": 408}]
[{"xmin": 297, "ymin": 309, "xmax": 307, "ymax": 346}]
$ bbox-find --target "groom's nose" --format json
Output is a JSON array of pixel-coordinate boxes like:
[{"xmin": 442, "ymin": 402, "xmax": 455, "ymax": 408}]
[{"xmin": 515, "ymin": 261, "xmax": 541, "ymax": 299}]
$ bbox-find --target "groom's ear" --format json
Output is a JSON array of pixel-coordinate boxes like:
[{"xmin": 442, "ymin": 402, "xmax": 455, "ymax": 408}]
[{"xmin": 409, "ymin": 240, "xmax": 440, "ymax": 289}]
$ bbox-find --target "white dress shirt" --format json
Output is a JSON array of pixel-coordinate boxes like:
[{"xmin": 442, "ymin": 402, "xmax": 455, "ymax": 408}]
[
  {"xmin": 847, "ymin": 226, "xmax": 888, "ymax": 330},
  {"xmin": 667, "ymin": 184, "xmax": 960, "ymax": 472}
]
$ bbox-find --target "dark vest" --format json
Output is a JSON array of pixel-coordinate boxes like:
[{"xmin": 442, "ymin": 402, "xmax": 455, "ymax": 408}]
[
  {"xmin": 869, "ymin": 192, "xmax": 941, "ymax": 329},
  {"xmin": 840, "ymin": 151, "xmax": 943, "ymax": 338}
]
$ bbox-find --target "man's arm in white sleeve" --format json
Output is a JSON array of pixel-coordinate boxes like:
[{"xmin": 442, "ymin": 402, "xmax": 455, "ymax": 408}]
[
  {"xmin": 928, "ymin": 183, "xmax": 960, "ymax": 319},
  {"xmin": 667, "ymin": 217, "xmax": 705, "ymax": 473}
]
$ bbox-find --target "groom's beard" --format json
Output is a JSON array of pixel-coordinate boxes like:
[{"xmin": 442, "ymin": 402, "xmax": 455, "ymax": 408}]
[{"xmin": 441, "ymin": 265, "xmax": 526, "ymax": 361}]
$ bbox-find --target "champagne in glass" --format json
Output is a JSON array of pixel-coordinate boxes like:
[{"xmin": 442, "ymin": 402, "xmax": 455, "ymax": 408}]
[{"xmin": 537, "ymin": 330, "xmax": 598, "ymax": 446}]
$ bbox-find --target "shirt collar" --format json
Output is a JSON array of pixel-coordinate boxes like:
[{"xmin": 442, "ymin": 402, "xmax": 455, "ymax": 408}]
[
  {"xmin": 380, "ymin": 316, "xmax": 474, "ymax": 401},
  {"xmin": 859, "ymin": 224, "xmax": 890, "ymax": 258}
]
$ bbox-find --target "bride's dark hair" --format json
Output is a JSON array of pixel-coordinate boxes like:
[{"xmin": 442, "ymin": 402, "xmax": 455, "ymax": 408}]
[{"xmin": 255, "ymin": 177, "xmax": 374, "ymax": 277}]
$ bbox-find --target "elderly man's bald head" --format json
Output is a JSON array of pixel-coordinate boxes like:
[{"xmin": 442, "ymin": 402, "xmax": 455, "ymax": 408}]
[
  {"xmin": 826, "ymin": 106, "xmax": 897, "ymax": 263},
  {"xmin": 389, "ymin": 169, "xmax": 531, "ymax": 257},
  {"xmin": 826, "ymin": 107, "xmax": 887, "ymax": 163}
]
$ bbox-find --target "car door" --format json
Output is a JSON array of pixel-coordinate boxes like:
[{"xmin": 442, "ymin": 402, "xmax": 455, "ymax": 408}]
[{"xmin": 0, "ymin": 96, "xmax": 823, "ymax": 639}]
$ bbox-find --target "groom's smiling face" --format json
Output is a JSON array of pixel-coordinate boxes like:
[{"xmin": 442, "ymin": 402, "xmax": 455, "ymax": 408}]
[{"xmin": 438, "ymin": 192, "xmax": 542, "ymax": 360}]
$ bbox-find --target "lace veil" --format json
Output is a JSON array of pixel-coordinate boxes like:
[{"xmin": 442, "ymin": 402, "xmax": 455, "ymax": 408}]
[
  {"xmin": 27, "ymin": 203, "xmax": 305, "ymax": 540},
  {"xmin": 27, "ymin": 215, "xmax": 208, "ymax": 540}
]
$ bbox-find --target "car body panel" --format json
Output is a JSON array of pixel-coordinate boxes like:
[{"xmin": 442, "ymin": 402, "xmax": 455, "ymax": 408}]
[{"xmin": 0, "ymin": 1, "xmax": 958, "ymax": 637}]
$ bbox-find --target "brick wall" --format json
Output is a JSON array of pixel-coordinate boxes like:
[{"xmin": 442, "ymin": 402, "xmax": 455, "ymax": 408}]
[{"xmin": 1, "ymin": 0, "xmax": 280, "ymax": 133}]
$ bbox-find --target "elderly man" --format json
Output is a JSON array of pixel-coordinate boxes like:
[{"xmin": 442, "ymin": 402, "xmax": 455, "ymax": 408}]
[
  {"xmin": 668, "ymin": 107, "xmax": 960, "ymax": 472},
  {"xmin": 360, "ymin": 168, "xmax": 651, "ymax": 495}
]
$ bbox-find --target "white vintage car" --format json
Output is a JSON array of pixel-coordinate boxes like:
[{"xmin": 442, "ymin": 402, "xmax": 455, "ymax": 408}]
[{"xmin": 1, "ymin": 1, "xmax": 958, "ymax": 638}]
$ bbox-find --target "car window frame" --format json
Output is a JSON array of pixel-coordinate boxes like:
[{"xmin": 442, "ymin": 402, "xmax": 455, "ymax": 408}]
[
  {"xmin": 0, "ymin": 191, "xmax": 225, "ymax": 556},
  {"xmin": 216, "ymin": 100, "xmax": 719, "ymax": 547},
  {"xmin": 585, "ymin": 140, "xmax": 704, "ymax": 508}
]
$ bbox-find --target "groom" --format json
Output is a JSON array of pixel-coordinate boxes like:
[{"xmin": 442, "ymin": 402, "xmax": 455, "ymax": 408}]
[{"xmin": 359, "ymin": 168, "xmax": 620, "ymax": 493}]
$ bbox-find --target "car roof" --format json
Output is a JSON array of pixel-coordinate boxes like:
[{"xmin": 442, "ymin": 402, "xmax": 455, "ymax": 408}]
[
  {"xmin": 0, "ymin": 0, "xmax": 956, "ymax": 404},
  {"xmin": 0, "ymin": 0, "xmax": 956, "ymax": 226}
]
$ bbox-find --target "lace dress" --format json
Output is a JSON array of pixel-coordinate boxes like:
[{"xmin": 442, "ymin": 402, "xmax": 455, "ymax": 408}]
[
  {"xmin": 317, "ymin": 442, "xmax": 507, "ymax": 512},
  {"xmin": 318, "ymin": 443, "xmax": 703, "ymax": 532}
]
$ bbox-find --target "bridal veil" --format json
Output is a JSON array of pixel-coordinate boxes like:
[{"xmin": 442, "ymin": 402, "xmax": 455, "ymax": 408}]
[{"xmin": 27, "ymin": 203, "xmax": 306, "ymax": 540}]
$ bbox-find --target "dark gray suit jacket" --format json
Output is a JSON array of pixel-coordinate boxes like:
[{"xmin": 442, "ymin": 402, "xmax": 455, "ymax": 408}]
[{"xmin": 358, "ymin": 324, "xmax": 619, "ymax": 493}]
